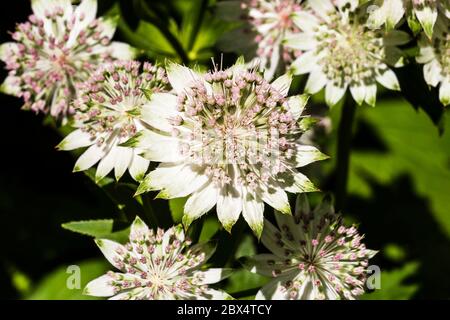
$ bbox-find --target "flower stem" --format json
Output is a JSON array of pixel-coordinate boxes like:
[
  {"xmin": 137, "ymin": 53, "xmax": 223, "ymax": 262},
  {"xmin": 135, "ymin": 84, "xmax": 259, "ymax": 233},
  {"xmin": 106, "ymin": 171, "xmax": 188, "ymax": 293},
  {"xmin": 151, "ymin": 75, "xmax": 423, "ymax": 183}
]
[
  {"xmin": 188, "ymin": 218, "xmax": 204, "ymax": 243},
  {"xmin": 211, "ymin": 219, "xmax": 246, "ymax": 266},
  {"xmin": 334, "ymin": 94, "xmax": 356, "ymax": 211}
]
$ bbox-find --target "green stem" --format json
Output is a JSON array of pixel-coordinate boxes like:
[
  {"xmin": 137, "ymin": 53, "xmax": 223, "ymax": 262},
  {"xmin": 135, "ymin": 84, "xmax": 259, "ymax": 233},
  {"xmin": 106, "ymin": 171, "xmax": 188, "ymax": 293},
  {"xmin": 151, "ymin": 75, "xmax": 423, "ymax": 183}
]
[
  {"xmin": 334, "ymin": 94, "xmax": 357, "ymax": 211},
  {"xmin": 188, "ymin": 218, "xmax": 204, "ymax": 243},
  {"xmin": 138, "ymin": 194, "xmax": 159, "ymax": 228},
  {"xmin": 211, "ymin": 218, "xmax": 246, "ymax": 266}
]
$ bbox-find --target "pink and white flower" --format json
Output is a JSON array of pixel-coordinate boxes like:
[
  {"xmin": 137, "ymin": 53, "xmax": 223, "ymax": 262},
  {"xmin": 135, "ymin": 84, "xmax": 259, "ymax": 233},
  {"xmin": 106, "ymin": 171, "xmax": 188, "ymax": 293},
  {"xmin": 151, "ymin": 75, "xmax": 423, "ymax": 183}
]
[
  {"xmin": 84, "ymin": 216, "xmax": 233, "ymax": 300},
  {"xmin": 129, "ymin": 58, "xmax": 328, "ymax": 238},
  {"xmin": 0, "ymin": 0, "xmax": 135, "ymax": 121},
  {"xmin": 284, "ymin": 0, "xmax": 410, "ymax": 107},
  {"xmin": 57, "ymin": 60, "xmax": 169, "ymax": 182},
  {"xmin": 243, "ymin": 194, "xmax": 377, "ymax": 300}
]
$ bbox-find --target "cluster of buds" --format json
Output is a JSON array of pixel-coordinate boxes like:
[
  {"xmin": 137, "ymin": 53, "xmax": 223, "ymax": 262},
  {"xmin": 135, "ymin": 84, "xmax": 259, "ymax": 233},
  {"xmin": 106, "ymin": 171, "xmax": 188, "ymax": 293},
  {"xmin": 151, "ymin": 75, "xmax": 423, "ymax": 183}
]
[{"xmin": 173, "ymin": 68, "xmax": 299, "ymax": 189}]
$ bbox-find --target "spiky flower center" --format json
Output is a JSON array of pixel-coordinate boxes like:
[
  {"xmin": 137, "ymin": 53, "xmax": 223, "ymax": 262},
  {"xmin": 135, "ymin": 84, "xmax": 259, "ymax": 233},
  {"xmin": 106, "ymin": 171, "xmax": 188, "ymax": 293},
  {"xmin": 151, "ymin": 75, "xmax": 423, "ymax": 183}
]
[
  {"xmin": 106, "ymin": 227, "xmax": 209, "ymax": 299},
  {"xmin": 269, "ymin": 213, "xmax": 371, "ymax": 300},
  {"xmin": 74, "ymin": 61, "xmax": 168, "ymax": 145},
  {"xmin": 174, "ymin": 69, "xmax": 299, "ymax": 189},
  {"xmin": 4, "ymin": 8, "xmax": 115, "ymax": 115},
  {"xmin": 315, "ymin": 11, "xmax": 386, "ymax": 87},
  {"xmin": 243, "ymin": 0, "xmax": 301, "ymax": 62}
]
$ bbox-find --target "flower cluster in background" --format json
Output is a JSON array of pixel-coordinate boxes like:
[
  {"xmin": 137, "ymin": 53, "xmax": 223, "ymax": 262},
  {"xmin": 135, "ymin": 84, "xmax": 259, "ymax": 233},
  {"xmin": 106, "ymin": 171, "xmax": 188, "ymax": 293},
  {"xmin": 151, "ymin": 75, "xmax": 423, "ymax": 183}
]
[
  {"xmin": 0, "ymin": 0, "xmax": 448, "ymax": 301},
  {"xmin": 217, "ymin": 0, "xmax": 449, "ymax": 106}
]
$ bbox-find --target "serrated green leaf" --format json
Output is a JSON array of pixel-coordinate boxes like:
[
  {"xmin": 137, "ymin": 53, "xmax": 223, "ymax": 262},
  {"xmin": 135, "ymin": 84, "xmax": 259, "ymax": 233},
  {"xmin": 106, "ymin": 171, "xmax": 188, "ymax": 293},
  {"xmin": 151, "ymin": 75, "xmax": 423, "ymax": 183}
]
[
  {"xmin": 198, "ymin": 217, "xmax": 221, "ymax": 242},
  {"xmin": 62, "ymin": 220, "xmax": 114, "ymax": 238}
]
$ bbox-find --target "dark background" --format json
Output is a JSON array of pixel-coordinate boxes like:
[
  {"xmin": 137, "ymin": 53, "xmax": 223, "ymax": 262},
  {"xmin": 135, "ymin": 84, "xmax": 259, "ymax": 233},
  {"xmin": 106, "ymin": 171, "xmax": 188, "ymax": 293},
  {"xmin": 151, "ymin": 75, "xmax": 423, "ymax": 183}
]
[
  {"xmin": 0, "ymin": 0, "xmax": 449, "ymax": 300},
  {"xmin": 0, "ymin": 1, "xmax": 116, "ymax": 299}
]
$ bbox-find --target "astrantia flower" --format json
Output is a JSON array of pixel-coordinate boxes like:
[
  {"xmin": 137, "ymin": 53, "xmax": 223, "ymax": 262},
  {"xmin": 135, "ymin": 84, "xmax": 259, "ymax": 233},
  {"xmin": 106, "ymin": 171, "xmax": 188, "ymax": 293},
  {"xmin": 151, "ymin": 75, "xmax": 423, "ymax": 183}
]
[
  {"xmin": 284, "ymin": 0, "xmax": 410, "ymax": 107},
  {"xmin": 239, "ymin": 0, "xmax": 304, "ymax": 79},
  {"xmin": 367, "ymin": 0, "xmax": 448, "ymax": 39},
  {"xmin": 84, "ymin": 217, "xmax": 233, "ymax": 300},
  {"xmin": 130, "ymin": 59, "xmax": 328, "ymax": 238},
  {"xmin": 57, "ymin": 60, "xmax": 169, "ymax": 182},
  {"xmin": 242, "ymin": 194, "xmax": 377, "ymax": 300},
  {"xmin": 416, "ymin": 16, "xmax": 450, "ymax": 106},
  {"xmin": 0, "ymin": 0, "xmax": 135, "ymax": 121}
]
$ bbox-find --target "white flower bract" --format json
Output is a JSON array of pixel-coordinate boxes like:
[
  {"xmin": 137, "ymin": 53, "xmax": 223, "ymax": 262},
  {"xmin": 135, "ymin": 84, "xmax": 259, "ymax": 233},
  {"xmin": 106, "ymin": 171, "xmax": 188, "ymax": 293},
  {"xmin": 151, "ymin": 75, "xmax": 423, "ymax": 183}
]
[
  {"xmin": 416, "ymin": 16, "xmax": 450, "ymax": 106},
  {"xmin": 243, "ymin": 194, "xmax": 377, "ymax": 300},
  {"xmin": 367, "ymin": 0, "xmax": 446, "ymax": 39},
  {"xmin": 0, "ymin": 0, "xmax": 135, "ymax": 121},
  {"xmin": 84, "ymin": 216, "xmax": 233, "ymax": 300}
]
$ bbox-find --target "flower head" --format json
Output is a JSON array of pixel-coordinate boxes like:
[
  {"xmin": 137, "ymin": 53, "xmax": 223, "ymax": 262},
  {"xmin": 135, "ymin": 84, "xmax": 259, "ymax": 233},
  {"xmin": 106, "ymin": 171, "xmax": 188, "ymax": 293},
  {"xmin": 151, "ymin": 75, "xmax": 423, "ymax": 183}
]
[
  {"xmin": 241, "ymin": 0, "xmax": 304, "ymax": 79},
  {"xmin": 57, "ymin": 60, "xmax": 169, "ymax": 182},
  {"xmin": 243, "ymin": 194, "xmax": 377, "ymax": 300},
  {"xmin": 0, "ymin": 0, "xmax": 135, "ymax": 121},
  {"xmin": 416, "ymin": 16, "xmax": 449, "ymax": 106},
  {"xmin": 131, "ymin": 58, "xmax": 328, "ymax": 238},
  {"xmin": 284, "ymin": 0, "xmax": 409, "ymax": 107},
  {"xmin": 84, "ymin": 217, "xmax": 233, "ymax": 300},
  {"xmin": 367, "ymin": 0, "xmax": 447, "ymax": 39}
]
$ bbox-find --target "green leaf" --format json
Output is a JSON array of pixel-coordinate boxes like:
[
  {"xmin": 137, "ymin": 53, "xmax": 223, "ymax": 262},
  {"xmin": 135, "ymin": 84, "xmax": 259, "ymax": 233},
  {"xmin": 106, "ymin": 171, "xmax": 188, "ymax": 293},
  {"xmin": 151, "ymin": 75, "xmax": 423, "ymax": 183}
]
[
  {"xmin": 26, "ymin": 259, "xmax": 109, "ymax": 300},
  {"xmin": 190, "ymin": 11, "xmax": 239, "ymax": 62},
  {"xmin": 361, "ymin": 262, "xmax": 420, "ymax": 300},
  {"xmin": 224, "ymin": 235, "xmax": 269, "ymax": 299},
  {"xmin": 348, "ymin": 99, "xmax": 450, "ymax": 237},
  {"xmin": 62, "ymin": 219, "xmax": 114, "ymax": 238},
  {"xmin": 135, "ymin": 21, "xmax": 177, "ymax": 56},
  {"xmin": 199, "ymin": 217, "xmax": 221, "ymax": 242},
  {"xmin": 383, "ymin": 243, "xmax": 407, "ymax": 263},
  {"xmin": 179, "ymin": 0, "xmax": 207, "ymax": 51},
  {"xmin": 102, "ymin": 227, "xmax": 131, "ymax": 244},
  {"xmin": 10, "ymin": 268, "xmax": 32, "ymax": 296},
  {"xmin": 169, "ymin": 197, "xmax": 187, "ymax": 223}
]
